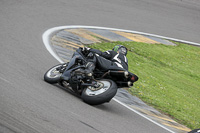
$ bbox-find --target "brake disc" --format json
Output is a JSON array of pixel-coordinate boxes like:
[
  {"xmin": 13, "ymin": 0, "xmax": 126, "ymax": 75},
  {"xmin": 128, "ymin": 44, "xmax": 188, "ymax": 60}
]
[{"xmin": 88, "ymin": 82, "xmax": 104, "ymax": 91}]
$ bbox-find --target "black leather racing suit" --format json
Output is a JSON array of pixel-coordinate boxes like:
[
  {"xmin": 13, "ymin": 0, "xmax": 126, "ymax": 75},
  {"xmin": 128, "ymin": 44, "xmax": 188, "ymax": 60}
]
[{"xmin": 87, "ymin": 48, "xmax": 128, "ymax": 71}]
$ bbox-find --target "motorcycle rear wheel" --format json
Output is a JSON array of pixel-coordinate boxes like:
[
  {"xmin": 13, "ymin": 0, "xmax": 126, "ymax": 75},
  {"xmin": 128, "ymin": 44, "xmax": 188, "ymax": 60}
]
[
  {"xmin": 44, "ymin": 64, "xmax": 63, "ymax": 84},
  {"xmin": 81, "ymin": 79, "xmax": 117, "ymax": 105}
]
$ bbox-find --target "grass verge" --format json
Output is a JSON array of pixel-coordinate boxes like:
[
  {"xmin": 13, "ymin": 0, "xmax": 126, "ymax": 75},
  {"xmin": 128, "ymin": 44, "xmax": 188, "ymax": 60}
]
[{"xmin": 87, "ymin": 41, "xmax": 200, "ymax": 129}]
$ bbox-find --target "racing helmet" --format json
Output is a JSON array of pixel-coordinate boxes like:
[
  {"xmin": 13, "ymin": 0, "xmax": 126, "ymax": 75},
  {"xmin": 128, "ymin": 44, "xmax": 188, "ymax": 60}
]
[{"xmin": 113, "ymin": 45, "xmax": 127, "ymax": 55}]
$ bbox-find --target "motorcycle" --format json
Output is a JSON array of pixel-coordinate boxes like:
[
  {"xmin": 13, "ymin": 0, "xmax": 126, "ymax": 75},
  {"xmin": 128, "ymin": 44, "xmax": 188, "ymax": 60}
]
[{"xmin": 44, "ymin": 47, "xmax": 137, "ymax": 105}]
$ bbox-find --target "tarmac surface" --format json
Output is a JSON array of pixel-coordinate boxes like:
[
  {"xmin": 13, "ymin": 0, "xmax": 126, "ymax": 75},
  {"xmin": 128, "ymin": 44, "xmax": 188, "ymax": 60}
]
[{"xmin": 1, "ymin": 0, "xmax": 200, "ymax": 133}]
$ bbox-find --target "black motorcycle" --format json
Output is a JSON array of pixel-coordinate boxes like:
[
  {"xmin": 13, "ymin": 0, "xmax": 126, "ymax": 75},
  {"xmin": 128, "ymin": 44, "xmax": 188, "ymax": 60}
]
[{"xmin": 44, "ymin": 47, "xmax": 137, "ymax": 105}]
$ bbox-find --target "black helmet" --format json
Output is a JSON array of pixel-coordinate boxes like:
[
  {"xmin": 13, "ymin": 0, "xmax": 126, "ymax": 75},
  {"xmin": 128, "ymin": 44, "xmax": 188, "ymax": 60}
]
[{"xmin": 113, "ymin": 45, "xmax": 127, "ymax": 55}]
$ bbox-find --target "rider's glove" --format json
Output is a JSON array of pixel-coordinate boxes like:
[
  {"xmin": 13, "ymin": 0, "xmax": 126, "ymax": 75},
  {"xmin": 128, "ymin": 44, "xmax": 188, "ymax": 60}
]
[{"xmin": 82, "ymin": 46, "xmax": 91, "ymax": 52}]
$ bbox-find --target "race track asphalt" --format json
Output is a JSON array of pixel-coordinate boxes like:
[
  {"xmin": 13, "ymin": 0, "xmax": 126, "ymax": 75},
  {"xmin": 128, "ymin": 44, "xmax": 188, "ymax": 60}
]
[{"xmin": 0, "ymin": 0, "xmax": 199, "ymax": 133}]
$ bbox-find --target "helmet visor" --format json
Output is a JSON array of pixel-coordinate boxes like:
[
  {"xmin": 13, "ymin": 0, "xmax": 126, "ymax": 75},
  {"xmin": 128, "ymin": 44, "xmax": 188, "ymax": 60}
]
[{"xmin": 118, "ymin": 47, "xmax": 127, "ymax": 55}]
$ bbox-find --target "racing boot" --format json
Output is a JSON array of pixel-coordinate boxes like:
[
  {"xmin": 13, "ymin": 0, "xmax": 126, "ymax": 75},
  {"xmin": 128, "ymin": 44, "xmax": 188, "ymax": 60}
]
[
  {"xmin": 84, "ymin": 62, "xmax": 95, "ymax": 76},
  {"xmin": 74, "ymin": 62, "xmax": 95, "ymax": 77}
]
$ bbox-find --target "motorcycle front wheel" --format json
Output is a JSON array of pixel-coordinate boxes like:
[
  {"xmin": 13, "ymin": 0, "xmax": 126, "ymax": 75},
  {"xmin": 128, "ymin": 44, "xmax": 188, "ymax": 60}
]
[
  {"xmin": 44, "ymin": 64, "xmax": 63, "ymax": 84},
  {"xmin": 81, "ymin": 79, "xmax": 117, "ymax": 105}
]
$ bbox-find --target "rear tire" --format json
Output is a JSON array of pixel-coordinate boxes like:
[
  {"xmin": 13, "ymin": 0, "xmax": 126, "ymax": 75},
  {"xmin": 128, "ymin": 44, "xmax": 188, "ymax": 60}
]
[
  {"xmin": 81, "ymin": 79, "xmax": 117, "ymax": 105},
  {"xmin": 44, "ymin": 64, "xmax": 63, "ymax": 84}
]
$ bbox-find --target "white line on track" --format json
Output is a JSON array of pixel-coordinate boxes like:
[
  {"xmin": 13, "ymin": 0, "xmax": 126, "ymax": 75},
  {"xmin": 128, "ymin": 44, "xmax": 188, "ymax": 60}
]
[
  {"xmin": 43, "ymin": 25, "xmax": 199, "ymax": 133},
  {"xmin": 43, "ymin": 25, "xmax": 200, "ymax": 47}
]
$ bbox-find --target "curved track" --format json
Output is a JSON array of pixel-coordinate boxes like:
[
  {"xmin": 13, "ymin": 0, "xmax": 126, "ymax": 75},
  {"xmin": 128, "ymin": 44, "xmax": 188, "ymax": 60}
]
[{"xmin": 1, "ymin": 0, "xmax": 199, "ymax": 133}]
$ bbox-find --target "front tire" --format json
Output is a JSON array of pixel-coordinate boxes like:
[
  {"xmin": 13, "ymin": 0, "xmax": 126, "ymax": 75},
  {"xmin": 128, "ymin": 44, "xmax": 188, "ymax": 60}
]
[
  {"xmin": 81, "ymin": 79, "xmax": 117, "ymax": 105},
  {"xmin": 44, "ymin": 64, "xmax": 63, "ymax": 84}
]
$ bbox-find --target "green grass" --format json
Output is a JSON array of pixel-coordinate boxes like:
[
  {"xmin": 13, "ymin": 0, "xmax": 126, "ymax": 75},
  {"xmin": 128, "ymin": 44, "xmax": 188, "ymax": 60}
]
[{"xmin": 87, "ymin": 41, "xmax": 200, "ymax": 129}]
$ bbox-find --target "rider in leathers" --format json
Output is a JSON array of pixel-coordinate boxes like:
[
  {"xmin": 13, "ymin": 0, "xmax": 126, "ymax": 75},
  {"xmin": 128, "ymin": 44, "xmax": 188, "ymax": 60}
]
[{"xmin": 83, "ymin": 45, "xmax": 138, "ymax": 82}]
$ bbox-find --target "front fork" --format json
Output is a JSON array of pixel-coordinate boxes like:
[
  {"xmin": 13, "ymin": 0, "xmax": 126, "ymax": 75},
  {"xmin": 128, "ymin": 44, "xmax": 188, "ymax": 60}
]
[{"xmin": 56, "ymin": 63, "xmax": 68, "ymax": 73}]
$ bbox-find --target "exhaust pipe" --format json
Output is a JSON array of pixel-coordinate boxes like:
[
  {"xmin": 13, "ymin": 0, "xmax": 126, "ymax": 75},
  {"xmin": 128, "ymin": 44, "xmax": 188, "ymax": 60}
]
[
  {"xmin": 109, "ymin": 70, "xmax": 129, "ymax": 78},
  {"xmin": 116, "ymin": 81, "xmax": 133, "ymax": 87}
]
